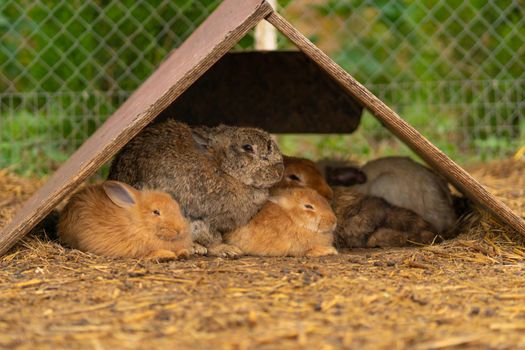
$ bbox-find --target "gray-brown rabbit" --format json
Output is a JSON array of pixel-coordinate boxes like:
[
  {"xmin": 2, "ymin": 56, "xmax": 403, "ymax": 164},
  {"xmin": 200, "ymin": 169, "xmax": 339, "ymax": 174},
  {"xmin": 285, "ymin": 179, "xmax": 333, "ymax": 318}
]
[{"xmin": 108, "ymin": 120, "xmax": 284, "ymax": 257}]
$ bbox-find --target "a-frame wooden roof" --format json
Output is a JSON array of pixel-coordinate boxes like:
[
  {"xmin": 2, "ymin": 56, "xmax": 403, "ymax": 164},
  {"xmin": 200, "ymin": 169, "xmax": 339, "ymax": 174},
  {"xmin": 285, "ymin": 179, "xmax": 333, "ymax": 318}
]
[{"xmin": 1, "ymin": 0, "xmax": 524, "ymax": 255}]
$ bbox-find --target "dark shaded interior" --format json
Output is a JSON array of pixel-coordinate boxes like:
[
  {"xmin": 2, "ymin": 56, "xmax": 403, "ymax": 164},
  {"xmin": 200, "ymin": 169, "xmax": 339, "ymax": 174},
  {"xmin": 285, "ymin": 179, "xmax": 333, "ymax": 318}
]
[{"xmin": 157, "ymin": 51, "xmax": 363, "ymax": 133}]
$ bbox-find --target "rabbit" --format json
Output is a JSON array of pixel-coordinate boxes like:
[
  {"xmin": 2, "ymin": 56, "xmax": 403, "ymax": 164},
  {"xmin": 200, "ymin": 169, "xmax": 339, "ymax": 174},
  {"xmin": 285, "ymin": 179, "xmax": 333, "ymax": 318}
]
[
  {"xmin": 58, "ymin": 181, "xmax": 192, "ymax": 259},
  {"xmin": 225, "ymin": 187, "xmax": 338, "ymax": 257},
  {"xmin": 322, "ymin": 156, "xmax": 457, "ymax": 234},
  {"xmin": 331, "ymin": 187, "xmax": 437, "ymax": 249},
  {"xmin": 271, "ymin": 156, "xmax": 436, "ymax": 249},
  {"xmin": 271, "ymin": 155, "xmax": 333, "ymax": 200},
  {"xmin": 108, "ymin": 120, "xmax": 284, "ymax": 257}
]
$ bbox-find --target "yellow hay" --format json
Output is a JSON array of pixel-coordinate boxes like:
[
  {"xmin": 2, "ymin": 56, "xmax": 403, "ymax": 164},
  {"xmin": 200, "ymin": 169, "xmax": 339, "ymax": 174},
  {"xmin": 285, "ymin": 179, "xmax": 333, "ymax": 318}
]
[{"xmin": 1, "ymin": 158, "xmax": 524, "ymax": 349}]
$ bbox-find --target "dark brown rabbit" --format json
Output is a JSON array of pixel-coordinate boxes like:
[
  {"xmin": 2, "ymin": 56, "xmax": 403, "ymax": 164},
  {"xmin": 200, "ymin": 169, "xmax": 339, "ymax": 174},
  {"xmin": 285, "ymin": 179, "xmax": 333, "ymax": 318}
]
[
  {"xmin": 108, "ymin": 120, "xmax": 284, "ymax": 257},
  {"xmin": 332, "ymin": 187, "xmax": 437, "ymax": 249}
]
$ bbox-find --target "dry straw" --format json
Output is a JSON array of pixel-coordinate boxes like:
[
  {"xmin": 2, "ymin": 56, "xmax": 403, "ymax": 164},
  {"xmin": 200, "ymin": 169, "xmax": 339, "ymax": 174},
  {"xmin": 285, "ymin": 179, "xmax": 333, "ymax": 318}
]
[{"xmin": 1, "ymin": 158, "xmax": 524, "ymax": 349}]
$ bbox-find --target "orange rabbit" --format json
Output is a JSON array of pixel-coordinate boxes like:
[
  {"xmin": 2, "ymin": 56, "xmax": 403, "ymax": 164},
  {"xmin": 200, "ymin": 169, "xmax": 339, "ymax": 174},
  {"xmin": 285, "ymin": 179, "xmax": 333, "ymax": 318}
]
[
  {"xmin": 272, "ymin": 156, "xmax": 333, "ymax": 200},
  {"xmin": 225, "ymin": 188, "xmax": 338, "ymax": 257},
  {"xmin": 58, "ymin": 181, "xmax": 192, "ymax": 259},
  {"xmin": 273, "ymin": 156, "xmax": 437, "ymax": 248}
]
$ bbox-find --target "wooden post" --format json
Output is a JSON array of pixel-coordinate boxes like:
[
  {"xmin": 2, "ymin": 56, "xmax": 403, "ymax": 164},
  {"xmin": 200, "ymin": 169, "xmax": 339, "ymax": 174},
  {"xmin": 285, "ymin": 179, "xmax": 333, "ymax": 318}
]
[{"xmin": 255, "ymin": 0, "xmax": 277, "ymax": 50}]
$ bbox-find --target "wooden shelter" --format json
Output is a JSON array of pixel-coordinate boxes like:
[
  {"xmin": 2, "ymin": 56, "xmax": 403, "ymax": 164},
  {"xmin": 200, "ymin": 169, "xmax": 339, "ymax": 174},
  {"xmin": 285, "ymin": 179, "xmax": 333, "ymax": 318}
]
[{"xmin": 1, "ymin": 0, "xmax": 524, "ymax": 255}]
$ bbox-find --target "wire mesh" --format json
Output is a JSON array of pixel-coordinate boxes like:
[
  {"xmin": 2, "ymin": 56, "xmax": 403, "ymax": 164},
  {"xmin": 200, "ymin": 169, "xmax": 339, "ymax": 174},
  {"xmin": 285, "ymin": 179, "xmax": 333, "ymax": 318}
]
[{"xmin": 0, "ymin": 0, "xmax": 524, "ymax": 175}]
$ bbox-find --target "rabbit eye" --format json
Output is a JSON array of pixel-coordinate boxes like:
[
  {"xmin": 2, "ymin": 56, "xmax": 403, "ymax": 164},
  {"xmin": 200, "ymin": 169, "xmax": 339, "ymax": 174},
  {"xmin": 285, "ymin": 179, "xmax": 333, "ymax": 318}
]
[
  {"xmin": 304, "ymin": 204, "xmax": 314, "ymax": 210},
  {"xmin": 242, "ymin": 144, "xmax": 254, "ymax": 153},
  {"xmin": 288, "ymin": 174, "xmax": 301, "ymax": 181},
  {"xmin": 153, "ymin": 209, "xmax": 161, "ymax": 216}
]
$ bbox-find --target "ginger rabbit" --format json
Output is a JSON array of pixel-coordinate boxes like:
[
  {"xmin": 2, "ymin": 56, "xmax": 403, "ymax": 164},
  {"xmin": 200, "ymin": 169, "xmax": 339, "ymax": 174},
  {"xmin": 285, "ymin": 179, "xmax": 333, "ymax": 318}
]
[
  {"xmin": 225, "ymin": 188, "xmax": 338, "ymax": 257},
  {"xmin": 58, "ymin": 181, "xmax": 192, "ymax": 259}
]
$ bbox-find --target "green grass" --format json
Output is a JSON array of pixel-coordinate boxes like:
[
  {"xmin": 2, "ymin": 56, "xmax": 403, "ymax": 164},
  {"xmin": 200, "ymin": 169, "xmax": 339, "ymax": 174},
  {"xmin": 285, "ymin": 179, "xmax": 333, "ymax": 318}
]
[
  {"xmin": 277, "ymin": 104, "xmax": 523, "ymax": 165},
  {"xmin": 0, "ymin": 110, "xmax": 97, "ymax": 177},
  {"xmin": 1, "ymin": 107, "xmax": 522, "ymax": 177}
]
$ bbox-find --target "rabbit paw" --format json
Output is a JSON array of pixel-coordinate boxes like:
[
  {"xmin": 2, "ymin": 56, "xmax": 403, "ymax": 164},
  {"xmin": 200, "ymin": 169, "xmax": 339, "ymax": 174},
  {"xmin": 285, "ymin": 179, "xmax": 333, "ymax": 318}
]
[
  {"xmin": 367, "ymin": 228, "xmax": 407, "ymax": 247},
  {"xmin": 207, "ymin": 244, "xmax": 243, "ymax": 259},
  {"xmin": 417, "ymin": 230, "xmax": 438, "ymax": 245},
  {"xmin": 174, "ymin": 248, "xmax": 191, "ymax": 259},
  {"xmin": 306, "ymin": 246, "xmax": 338, "ymax": 257},
  {"xmin": 146, "ymin": 249, "xmax": 178, "ymax": 262},
  {"xmin": 190, "ymin": 243, "xmax": 208, "ymax": 255}
]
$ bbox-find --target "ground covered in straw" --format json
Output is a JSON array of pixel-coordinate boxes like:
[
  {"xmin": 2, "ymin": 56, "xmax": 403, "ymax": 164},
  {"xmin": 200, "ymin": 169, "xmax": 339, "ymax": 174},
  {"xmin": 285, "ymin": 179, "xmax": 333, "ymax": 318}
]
[{"xmin": 1, "ymin": 159, "xmax": 524, "ymax": 350}]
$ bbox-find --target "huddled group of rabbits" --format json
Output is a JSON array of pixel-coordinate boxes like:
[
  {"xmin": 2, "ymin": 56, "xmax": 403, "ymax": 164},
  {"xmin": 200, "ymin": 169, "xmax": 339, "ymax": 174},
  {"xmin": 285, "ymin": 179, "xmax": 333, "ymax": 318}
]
[{"xmin": 58, "ymin": 120, "xmax": 463, "ymax": 259}]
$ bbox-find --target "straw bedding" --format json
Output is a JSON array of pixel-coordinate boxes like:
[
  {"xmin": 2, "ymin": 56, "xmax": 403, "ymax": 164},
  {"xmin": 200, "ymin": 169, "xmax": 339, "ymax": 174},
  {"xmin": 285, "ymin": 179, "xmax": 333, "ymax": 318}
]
[{"xmin": 1, "ymin": 159, "xmax": 524, "ymax": 350}]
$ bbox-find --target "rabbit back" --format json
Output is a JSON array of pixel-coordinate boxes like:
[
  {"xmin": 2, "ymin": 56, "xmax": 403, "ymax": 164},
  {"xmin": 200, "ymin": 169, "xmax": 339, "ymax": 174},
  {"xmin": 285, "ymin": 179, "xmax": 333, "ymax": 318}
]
[
  {"xmin": 332, "ymin": 187, "xmax": 436, "ymax": 249},
  {"xmin": 357, "ymin": 156, "xmax": 456, "ymax": 233},
  {"xmin": 108, "ymin": 120, "xmax": 271, "ymax": 236}
]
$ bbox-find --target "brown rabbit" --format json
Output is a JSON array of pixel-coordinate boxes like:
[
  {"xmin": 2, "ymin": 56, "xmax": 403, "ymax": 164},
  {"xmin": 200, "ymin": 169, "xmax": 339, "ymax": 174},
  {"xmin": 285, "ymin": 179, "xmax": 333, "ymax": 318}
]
[
  {"xmin": 272, "ymin": 156, "xmax": 333, "ymax": 200},
  {"xmin": 225, "ymin": 188, "xmax": 338, "ymax": 257},
  {"xmin": 322, "ymin": 156, "xmax": 457, "ymax": 234},
  {"xmin": 331, "ymin": 187, "xmax": 437, "ymax": 248},
  {"xmin": 108, "ymin": 120, "xmax": 284, "ymax": 257},
  {"xmin": 58, "ymin": 181, "xmax": 192, "ymax": 259},
  {"xmin": 271, "ymin": 157, "xmax": 436, "ymax": 249}
]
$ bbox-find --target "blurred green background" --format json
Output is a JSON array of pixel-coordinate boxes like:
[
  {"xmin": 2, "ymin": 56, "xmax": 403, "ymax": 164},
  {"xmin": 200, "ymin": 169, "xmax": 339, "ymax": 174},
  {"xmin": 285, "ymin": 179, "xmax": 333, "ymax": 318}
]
[{"xmin": 1, "ymin": 0, "xmax": 524, "ymax": 176}]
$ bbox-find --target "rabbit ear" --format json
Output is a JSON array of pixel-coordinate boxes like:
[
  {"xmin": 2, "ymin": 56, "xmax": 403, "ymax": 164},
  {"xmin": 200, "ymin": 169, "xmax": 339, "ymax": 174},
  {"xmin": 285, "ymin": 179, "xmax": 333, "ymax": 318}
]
[
  {"xmin": 103, "ymin": 181, "xmax": 137, "ymax": 208},
  {"xmin": 328, "ymin": 167, "xmax": 367, "ymax": 185},
  {"xmin": 191, "ymin": 127, "xmax": 217, "ymax": 152},
  {"xmin": 191, "ymin": 129, "xmax": 210, "ymax": 148},
  {"xmin": 268, "ymin": 194, "xmax": 290, "ymax": 208}
]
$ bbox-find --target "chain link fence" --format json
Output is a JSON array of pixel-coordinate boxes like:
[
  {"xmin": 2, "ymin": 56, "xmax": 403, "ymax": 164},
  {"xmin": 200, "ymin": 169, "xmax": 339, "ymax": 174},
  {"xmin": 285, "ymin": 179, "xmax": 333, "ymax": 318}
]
[{"xmin": 1, "ymin": 0, "xmax": 524, "ymax": 175}]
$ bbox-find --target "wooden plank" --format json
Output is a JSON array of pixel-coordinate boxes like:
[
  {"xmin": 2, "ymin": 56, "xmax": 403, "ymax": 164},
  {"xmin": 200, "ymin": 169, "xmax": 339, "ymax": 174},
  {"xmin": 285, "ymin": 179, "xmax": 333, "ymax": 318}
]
[
  {"xmin": 0, "ymin": 0, "xmax": 273, "ymax": 256},
  {"xmin": 159, "ymin": 51, "xmax": 362, "ymax": 133},
  {"xmin": 266, "ymin": 11, "xmax": 525, "ymax": 236}
]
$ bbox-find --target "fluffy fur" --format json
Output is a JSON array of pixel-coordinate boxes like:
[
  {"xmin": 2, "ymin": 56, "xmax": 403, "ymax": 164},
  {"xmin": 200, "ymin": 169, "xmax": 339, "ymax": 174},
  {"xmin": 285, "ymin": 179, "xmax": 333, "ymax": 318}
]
[
  {"xmin": 272, "ymin": 156, "xmax": 333, "ymax": 200},
  {"xmin": 58, "ymin": 181, "xmax": 192, "ymax": 259},
  {"xmin": 323, "ymin": 156, "xmax": 457, "ymax": 234},
  {"xmin": 225, "ymin": 188, "xmax": 338, "ymax": 257},
  {"xmin": 272, "ymin": 156, "xmax": 437, "ymax": 249},
  {"xmin": 332, "ymin": 187, "xmax": 437, "ymax": 248},
  {"xmin": 108, "ymin": 120, "xmax": 284, "ymax": 256}
]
